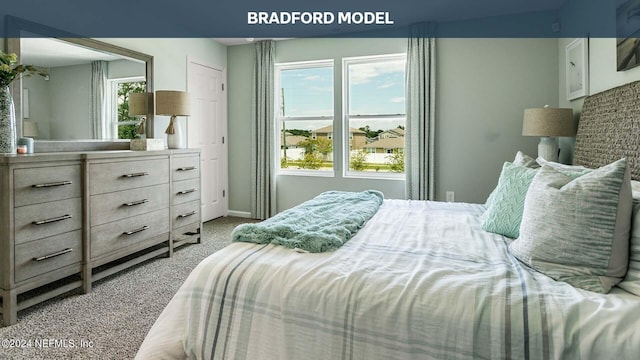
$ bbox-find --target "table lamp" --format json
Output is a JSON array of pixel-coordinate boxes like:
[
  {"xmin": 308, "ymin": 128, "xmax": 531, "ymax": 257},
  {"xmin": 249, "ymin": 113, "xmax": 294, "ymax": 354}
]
[
  {"xmin": 156, "ymin": 90, "xmax": 191, "ymax": 149},
  {"xmin": 128, "ymin": 92, "xmax": 165, "ymax": 151},
  {"xmin": 128, "ymin": 92, "xmax": 154, "ymax": 139},
  {"xmin": 522, "ymin": 106, "xmax": 575, "ymax": 162}
]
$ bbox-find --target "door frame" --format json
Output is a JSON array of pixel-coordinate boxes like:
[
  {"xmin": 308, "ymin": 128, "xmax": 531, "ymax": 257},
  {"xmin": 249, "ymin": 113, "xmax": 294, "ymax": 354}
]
[{"xmin": 186, "ymin": 56, "xmax": 228, "ymax": 218}]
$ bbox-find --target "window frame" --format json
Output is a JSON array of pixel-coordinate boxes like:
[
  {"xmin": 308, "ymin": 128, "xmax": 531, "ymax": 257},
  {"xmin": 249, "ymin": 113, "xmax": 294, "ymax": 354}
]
[
  {"xmin": 342, "ymin": 54, "xmax": 407, "ymax": 179},
  {"xmin": 274, "ymin": 59, "xmax": 335, "ymax": 177},
  {"xmin": 106, "ymin": 76, "xmax": 146, "ymax": 139}
]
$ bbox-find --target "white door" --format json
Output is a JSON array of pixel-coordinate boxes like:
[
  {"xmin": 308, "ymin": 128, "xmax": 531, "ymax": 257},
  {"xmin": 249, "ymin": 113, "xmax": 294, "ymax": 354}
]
[{"xmin": 187, "ymin": 60, "xmax": 226, "ymax": 221}]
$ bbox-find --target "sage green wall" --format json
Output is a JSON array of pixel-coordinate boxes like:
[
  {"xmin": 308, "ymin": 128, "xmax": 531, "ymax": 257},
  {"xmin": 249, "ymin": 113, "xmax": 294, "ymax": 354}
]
[
  {"xmin": 227, "ymin": 37, "xmax": 558, "ymax": 214},
  {"xmin": 102, "ymin": 38, "xmax": 227, "ymax": 139},
  {"xmin": 227, "ymin": 43, "xmax": 254, "ymax": 217},
  {"xmin": 437, "ymin": 38, "xmax": 557, "ymax": 203}
]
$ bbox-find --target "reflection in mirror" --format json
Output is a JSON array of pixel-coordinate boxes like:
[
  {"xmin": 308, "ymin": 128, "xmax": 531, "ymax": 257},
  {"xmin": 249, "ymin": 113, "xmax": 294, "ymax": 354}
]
[
  {"xmin": 5, "ymin": 16, "xmax": 154, "ymax": 150},
  {"xmin": 21, "ymin": 36, "xmax": 147, "ymax": 140}
]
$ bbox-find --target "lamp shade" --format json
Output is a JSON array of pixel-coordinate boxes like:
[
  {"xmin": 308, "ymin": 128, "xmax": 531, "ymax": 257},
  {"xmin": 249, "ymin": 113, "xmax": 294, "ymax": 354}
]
[
  {"xmin": 522, "ymin": 107, "xmax": 575, "ymax": 137},
  {"xmin": 129, "ymin": 92, "xmax": 154, "ymax": 116},
  {"xmin": 156, "ymin": 90, "xmax": 191, "ymax": 116},
  {"xmin": 23, "ymin": 120, "xmax": 39, "ymax": 138}
]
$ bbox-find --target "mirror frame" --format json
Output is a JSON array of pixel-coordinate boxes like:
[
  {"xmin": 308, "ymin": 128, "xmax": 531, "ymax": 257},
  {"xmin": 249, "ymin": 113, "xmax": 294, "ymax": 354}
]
[{"xmin": 4, "ymin": 16, "xmax": 154, "ymax": 152}]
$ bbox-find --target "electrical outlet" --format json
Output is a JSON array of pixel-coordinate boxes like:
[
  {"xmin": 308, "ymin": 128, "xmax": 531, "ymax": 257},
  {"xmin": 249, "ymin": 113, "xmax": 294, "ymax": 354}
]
[{"xmin": 446, "ymin": 191, "xmax": 455, "ymax": 202}]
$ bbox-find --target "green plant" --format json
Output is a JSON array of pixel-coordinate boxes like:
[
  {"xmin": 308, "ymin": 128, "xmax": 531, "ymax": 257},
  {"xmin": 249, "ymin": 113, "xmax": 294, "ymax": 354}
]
[
  {"xmin": 350, "ymin": 149, "xmax": 368, "ymax": 171},
  {"xmin": 386, "ymin": 150, "xmax": 405, "ymax": 173},
  {"xmin": 301, "ymin": 151, "xmax": 322, "ymax": 169},
  {"xmin": 117, "ymin": 81, "xmax": 146, "ymax": 139},
  {"xmin": 0, "ymin": 51, "xmax": 48, "ymax": 87}
]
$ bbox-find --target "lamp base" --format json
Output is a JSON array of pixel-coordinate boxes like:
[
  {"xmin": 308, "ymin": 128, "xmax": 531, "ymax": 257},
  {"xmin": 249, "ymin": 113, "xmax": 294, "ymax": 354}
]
[
  {"xmin": 538, "ymin": 137, "xmax": 559, "ymax": 162},
  {"xmin": 166, "ymin": 120, "xmax": 185, "ymax": 149}
]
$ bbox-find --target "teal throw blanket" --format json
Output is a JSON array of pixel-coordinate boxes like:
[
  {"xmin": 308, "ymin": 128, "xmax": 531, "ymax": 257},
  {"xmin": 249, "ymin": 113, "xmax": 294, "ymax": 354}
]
[{"xmin": 232, "ymin": 190, "xmax": 384, "ymax": 253}]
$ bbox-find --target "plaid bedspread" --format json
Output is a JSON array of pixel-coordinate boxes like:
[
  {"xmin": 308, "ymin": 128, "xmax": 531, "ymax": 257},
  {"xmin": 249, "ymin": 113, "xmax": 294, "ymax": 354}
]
[{"xmin": 137, "ymin": 200, "xmax": 640, "ymax": 359}]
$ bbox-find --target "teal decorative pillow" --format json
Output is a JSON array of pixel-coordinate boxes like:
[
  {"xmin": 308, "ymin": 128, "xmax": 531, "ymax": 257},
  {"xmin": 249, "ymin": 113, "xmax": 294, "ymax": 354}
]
[
  {"xmin": 482, "ymin": 162, "xmax": 538, "ymax": 238},
  {"xmin": 485, "ymin": 151, "xmax": 538, "ymax": 207},
  {"xmin": 510, "ymin": 158, "xmax": 632, "ymax": 293}
]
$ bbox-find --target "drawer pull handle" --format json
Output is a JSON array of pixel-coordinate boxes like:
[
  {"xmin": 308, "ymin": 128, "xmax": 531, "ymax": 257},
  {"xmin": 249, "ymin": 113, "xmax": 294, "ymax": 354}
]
[
  {"xmin": 32, "ymin": 214, "xmax": 72, "ymax": 225},
  {"xmin": 178, "ymin": 211, "xmax": 198, "ymax": 218},
  {"xmin": 122, "ymin": 172, "xmax": 148, "ymax": 178},
  {"xmin": 123, "ymin": 225, "xmax": 149, "ymax": 236},
  {"xmin": 177, "ymin": 166, "xmax": 196, "ymax": 171},
  {"xmin": 123, "ymin": 199, "xmax": 149, "ymax": 207},
  {"xmin": 33, "ymin": 248, "xmax": 73, "ymax": 262},
  {"xmin": 177, "ymin": 189, "xmax": 197, "ymax": 195},
  {"xmin": 32, "ymin": 180, "xmax": 73, "ymax": 188}
]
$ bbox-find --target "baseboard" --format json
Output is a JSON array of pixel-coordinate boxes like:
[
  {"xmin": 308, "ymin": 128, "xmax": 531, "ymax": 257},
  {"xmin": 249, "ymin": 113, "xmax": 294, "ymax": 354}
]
[{"xmin": 227, "ymin": 210, "xmax": 252, "ymax": 218}]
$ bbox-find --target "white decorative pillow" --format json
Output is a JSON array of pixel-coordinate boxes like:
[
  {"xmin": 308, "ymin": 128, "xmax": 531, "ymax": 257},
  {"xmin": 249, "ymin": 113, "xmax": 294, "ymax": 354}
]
[
  {"xmin": 510, "ymin": 158, "xmax": 632, "ymax": 293},
  {"xmin": 617, "ymin": 193, "xmax": 640, "ymax": 296}
]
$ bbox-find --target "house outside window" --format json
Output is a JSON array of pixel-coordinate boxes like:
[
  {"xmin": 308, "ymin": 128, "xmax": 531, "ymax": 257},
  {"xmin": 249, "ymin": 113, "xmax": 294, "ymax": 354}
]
[
  {"xmin": 343, "ymin": 54, "xmax": 406, "ymax": 177},
  {"xmin": 275, "ymin": 60, "xmax": 334, "ymax": 174}
]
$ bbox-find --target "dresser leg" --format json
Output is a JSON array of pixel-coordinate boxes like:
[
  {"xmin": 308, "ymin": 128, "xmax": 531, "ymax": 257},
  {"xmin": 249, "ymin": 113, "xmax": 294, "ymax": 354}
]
[
  {"xmin": 81, "ymin": 266, "xmax": 92, "ymax": 294},
  {"xmin": 1, "ymin": 289, "xmax": 17, "ymax": 326}
]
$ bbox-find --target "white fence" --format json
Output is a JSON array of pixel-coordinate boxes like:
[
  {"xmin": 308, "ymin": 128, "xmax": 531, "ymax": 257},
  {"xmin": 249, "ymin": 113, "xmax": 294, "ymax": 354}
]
[{"xmin": 281, "ymin": 149, "xmax": 394, "ymax": 164}]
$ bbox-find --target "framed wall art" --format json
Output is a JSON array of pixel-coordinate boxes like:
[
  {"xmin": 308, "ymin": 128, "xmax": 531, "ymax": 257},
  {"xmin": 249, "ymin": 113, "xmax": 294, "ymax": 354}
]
[
  {"xmin": 616, "ymin": 0, "xmax": 640, "ymax": 71},
  {"xmin": 566, "ymin": 38, "xmax": 589, "ymax": 101}
]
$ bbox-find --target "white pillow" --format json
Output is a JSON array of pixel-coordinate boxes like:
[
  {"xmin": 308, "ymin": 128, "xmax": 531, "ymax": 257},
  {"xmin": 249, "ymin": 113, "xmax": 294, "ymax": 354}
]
[
  {"xmin": 617, "ymin": 191, "xmax": 640, "ymax": 296},
  {"xmin": 510, "ymin": 158, "xmax": 631, "ymax": 293}
]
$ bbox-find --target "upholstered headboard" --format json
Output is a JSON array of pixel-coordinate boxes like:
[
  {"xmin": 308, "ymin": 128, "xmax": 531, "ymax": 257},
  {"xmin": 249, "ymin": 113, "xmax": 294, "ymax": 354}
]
[{"xmin": 573, "ymin": 80, "xmax": 640, "ymax": 181}]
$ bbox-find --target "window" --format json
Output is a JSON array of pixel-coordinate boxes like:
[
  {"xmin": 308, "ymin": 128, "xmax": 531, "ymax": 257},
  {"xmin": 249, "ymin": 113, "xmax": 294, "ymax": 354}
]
[
  {"xmin": 107, "ymin": 77, "xmax": 146, "ymax": 139},
  {"xmin": 343, "ymin": 55, "xmax": 406, "ymax": 177},
  {"xmin": 276, "ymin": 60, "xmax": 334, "ymax": 173}
]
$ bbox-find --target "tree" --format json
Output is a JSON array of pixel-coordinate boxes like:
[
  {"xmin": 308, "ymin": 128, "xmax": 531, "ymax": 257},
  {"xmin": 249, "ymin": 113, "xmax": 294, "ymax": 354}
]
[
  {"xmin": 300, "ymin": 151, "xmax": 322, "ymax": 169},
  {"xmin": 350, "ymin": 149, "xmax": 368, "ymax": 171},
  {"xmin": 386, "ymin": 150, "xmax": 405, "ymax": 173},
  {"xmin": 117, "ymin": 81, "xmax": 146, "ymax": 139},
  {"xmin": 286, "ymin": 129, "xmax": 311, "ymax": 137},
  {"xmin": 358, "ymin": 125, "xmax": 383, "ymax": 139},
  {"xmin": 315, "ymin": 137, "xmax": 333, "ymax": 158}
]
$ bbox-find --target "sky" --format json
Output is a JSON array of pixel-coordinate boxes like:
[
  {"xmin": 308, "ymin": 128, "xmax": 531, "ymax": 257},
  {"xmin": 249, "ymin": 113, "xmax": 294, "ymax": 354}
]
[{"xmin": 279, "ymin": 58, "xmax": 406, "ymax": 133}]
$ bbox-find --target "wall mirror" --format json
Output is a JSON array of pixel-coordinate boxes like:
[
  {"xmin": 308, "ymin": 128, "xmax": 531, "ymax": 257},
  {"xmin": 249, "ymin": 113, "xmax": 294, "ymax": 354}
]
[{"xmin": 5, "ymin": 16, "xmax": 154, "ymax": 152}]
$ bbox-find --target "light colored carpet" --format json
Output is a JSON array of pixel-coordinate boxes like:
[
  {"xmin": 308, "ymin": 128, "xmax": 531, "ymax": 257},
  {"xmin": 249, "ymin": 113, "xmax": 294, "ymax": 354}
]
[{"xmin": 0, "ymin": 216, "xmax": 257, "ymax": 360}]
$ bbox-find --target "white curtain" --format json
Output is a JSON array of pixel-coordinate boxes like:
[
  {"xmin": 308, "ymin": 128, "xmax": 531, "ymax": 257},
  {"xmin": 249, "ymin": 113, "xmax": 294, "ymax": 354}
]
[
  {"xmin": 90, "ymin": 60, "xmax": 108, "ymax": 139},
  {"xmin": 251, "ymin": 40, "xmax": 277, "ymax": 220},
  {"xmin": 405, "ymin": 23, "xmax": 436, "ymax": 200}
]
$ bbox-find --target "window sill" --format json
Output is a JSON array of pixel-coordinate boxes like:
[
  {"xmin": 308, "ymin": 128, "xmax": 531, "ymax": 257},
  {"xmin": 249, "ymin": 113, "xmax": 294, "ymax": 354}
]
[{"xmin": 278, "ymin": 170, "xmax": 335, "ymax": 178}]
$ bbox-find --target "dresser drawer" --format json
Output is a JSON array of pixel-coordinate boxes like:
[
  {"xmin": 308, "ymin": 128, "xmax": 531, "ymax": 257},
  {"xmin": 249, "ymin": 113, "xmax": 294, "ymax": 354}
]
[
  {"xmin": 14, "ymin": 165, "xmax": 81, "ymax": 207},
  {"xmin": 172, "ymin": 155, "xmax": 200, "ymax": 182},
  {"xmin": 89, "ymin": 158, "xmax": 169, "ymax": 195},
  {"xmin": 91, "ymin": 183, "xmax": 169, "ymax": 226},
  {"xmin": 90, "ymin": 208, "xmax": 170, "ymax": 258},
  {"xmin": 172, "ymin": 178, "xmax": 200, "ymax": 206},
  {"xmin": 15, "ymin": 230, "xmax": 82, "ymax": 283},
  {"xmin": 14, "ymin": 198, "xmax": 82, "ymax": 245},
  {"xmin": 173, "ymin": 200, "xmax": 201, "ymax": 230}
]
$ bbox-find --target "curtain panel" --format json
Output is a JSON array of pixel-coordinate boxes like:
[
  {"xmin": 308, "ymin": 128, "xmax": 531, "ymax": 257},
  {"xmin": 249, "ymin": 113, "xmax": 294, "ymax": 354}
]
[
  {"xmin": 251, "ymin": 40, "xmax": 277, "ymax": 220},
  {"xmin": 405, "ymin": 23, "xmax": 436, "ymax": 200},
  {"xmin": 90, "ymin": 60, "xmax": 107, "ymax": 139}
]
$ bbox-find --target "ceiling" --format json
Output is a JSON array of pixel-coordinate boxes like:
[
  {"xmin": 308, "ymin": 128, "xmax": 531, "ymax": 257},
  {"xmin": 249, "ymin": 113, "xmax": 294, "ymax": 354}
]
[{"xmin": 21, "ymin": 37, "xmax": 122, "ymax": 67}]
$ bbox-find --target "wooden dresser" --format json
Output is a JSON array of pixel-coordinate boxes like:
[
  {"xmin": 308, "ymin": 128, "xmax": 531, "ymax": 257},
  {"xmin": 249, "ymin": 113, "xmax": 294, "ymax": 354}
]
[{"xmin": 0, "ymin": 149, "xmax": 201, "ymax": 325}]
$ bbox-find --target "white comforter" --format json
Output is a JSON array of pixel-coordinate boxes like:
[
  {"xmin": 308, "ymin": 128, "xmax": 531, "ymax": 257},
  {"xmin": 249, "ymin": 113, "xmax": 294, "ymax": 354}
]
[{"xmin": 137, "ymin": 200, "xmax": 640, "ymax": 359}]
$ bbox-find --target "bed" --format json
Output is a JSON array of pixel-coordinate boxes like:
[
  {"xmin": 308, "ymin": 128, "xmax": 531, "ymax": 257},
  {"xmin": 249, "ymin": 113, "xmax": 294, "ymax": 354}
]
[{"xmin": 136, "ymin": 81, "xmax": 640, "ymax": 359}]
